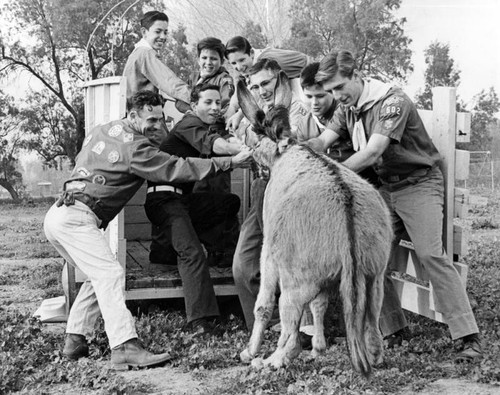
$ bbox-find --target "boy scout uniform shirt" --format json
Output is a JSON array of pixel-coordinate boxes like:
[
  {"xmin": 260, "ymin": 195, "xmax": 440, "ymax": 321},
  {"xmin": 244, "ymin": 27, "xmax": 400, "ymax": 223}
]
[
  {"xmin": 327, "ymin": 86, "xmax": 441, "ymax": 179},
  {"xmin": 63, "ymin": 119, "xmax": 231, "ymax": 225},
  {"xmin": 295, "ymin": 102, "xmax": 355, "ymax": 163},
  {"xmin": 123, "ymin": 39, "xmax": 191, "ymax": 102},
  {"xmin": 149, "ymin": 112, "xmax": 223, "ymax": 194}
]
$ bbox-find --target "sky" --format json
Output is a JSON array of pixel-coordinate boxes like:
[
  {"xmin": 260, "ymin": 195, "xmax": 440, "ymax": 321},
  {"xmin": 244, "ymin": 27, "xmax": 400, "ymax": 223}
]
[
  {"xmin": 1, "ymin": 0, "xmax": 500, "ymax": 111},
  {"xmin": 395, "ymin": 0, "xmax": 500, "ymax": 107}
]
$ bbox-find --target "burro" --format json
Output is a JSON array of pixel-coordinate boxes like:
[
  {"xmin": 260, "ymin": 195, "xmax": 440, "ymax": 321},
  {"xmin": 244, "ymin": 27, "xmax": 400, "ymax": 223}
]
[{"xmin": 237, "ymin": 73, "xmax": 393, "ymax": 378}]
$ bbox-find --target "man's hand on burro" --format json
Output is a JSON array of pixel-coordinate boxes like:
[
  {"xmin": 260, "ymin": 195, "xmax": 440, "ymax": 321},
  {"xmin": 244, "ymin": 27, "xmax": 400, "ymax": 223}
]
[{"xmin": 230, "ymin": 149, "xmax": 254, "ymax": 169}]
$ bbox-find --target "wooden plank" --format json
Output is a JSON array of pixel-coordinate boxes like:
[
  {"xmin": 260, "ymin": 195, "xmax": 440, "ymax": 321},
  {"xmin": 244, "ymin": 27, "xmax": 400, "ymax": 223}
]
[
  {"xmin": 392, "ymin": 277, "xmax": 444, "ymax": 323},
  {"xmin": 102, "ymin": 83, "xmax": 111, "ymax": 125},
  {"xmin": 455, "ymin": 149, "xmax": 470, "ymax": 180},
  {"xmin": 125, "ymin": 223, "xmax": 152, "ymax": 241},
  {"xmin": 456, "ymin": 112, "xmax": 471, "ymax": 143},
  {"xmin": 84, "ymin": 76, "xmax": 123, "ymax": 87},
  {"xmin": 124, "ymin": 205, "xmax": 149, "ymax": 224},
  {"xmin": 453, "ymin": 224, "xmax": 468, "ymax": 257},
  {"xmin": 454, "ymin": 187, "xmax": 469, "ymax": 219},
  {"xmin": 126, "ymin": 284, "xmax": 238, "ymax": 300},
  {"xmin": 94, "ymin": 85, "xmax": 105, "ymax": 126}
]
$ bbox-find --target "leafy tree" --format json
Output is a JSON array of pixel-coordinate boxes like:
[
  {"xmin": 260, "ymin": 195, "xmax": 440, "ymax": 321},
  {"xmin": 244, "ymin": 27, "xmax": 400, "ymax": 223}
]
[
  {"xmin": 162, "ymin": 25, "xmax": 197, "ymax": 82},
  {"xmin": 467, "ymin": 88, "xmax": 500, "ymax": 152},
  {"xmin": 0, "ymin": 0, "xmax": 164, "ymax": 164},
  {"xmin": 18, "ymin": 90, "xmax": 81, "ymax": 167},
  {"xmin": 415, "ymin": 41, "xmax": 461, "ymax": 110},
  {"xmin": 241, "ymin": 21, "xmax": 269, "ymax": 49},
  {"xmin": 283, "ymin": 0, "xmax": 413, "ymax": 81},
  {"xmin": 0, "ymin": 93, "xmax": 25, "ymax": 201}
]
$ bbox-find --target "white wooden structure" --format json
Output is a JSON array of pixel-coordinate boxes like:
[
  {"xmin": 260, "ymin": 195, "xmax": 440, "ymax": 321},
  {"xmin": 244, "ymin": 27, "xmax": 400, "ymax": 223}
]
[
  {"xmin": 66, "ymin": 76, "xmax": 249, "ymax": 305},
  {"xmin": 67, "ymin": 78, "xmax": 471, "ymax": 325}
]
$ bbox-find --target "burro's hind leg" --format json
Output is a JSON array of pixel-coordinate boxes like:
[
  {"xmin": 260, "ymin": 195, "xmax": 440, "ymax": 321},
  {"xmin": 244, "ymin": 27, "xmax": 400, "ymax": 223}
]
[
  {"xmin": 309, "ymin": 290, "xmax": 329, "ymax": 358},
  {"xmin": 260, "ymin": 286, "xmax": 313, "ymax": 369},
  {"xmin": 241, "ymin": 247, "xmax": 278, "ymax": 363}
]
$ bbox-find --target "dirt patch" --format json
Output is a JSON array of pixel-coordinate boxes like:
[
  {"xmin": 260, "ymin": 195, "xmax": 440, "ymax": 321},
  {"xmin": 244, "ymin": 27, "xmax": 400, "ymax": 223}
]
[
  {"xmin": 118, "ymin": 365, "xmax": 247, "ymax": 395},
  {"xmin": 401, "ymin": 378, "xmax": 500, "ymax": 395}
]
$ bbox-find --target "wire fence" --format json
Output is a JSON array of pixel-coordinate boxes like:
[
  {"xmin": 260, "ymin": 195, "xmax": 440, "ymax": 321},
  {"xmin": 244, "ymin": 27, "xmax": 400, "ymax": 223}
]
[{"xmin": 458, "ymin": 151, "xmax": 499, "ymax": 191}]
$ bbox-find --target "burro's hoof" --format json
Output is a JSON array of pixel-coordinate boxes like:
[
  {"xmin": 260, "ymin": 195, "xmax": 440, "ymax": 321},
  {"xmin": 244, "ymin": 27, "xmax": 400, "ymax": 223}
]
[
  {"xmin": 240, "ymin": 348, "xmax": 253, "ymax": 363},
  {"xmin": 251, "ymin": 357, "xmax": 264, "ymax": 369}
]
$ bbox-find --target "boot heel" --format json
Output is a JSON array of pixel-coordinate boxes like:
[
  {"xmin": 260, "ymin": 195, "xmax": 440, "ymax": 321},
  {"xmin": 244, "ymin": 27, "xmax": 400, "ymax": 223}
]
[{"xmin": 112, "ymin": 363, "xmax": 130, "ymax": 371}]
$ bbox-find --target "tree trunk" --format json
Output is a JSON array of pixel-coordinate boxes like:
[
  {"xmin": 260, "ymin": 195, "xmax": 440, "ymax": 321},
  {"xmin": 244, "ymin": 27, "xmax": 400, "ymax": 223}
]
[{"xmin": 0, "ymin": 180, "xmax": 21, "ymax": 203}]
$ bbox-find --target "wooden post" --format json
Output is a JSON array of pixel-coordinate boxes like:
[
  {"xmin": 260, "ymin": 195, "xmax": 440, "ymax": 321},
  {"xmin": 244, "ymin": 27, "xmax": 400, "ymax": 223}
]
[
  {"xmin": 431, "ymin": 87, "xmax": 456, "ymax": 257},
  {"xmin": 65, "ymin": 77, "xmax": 127, "ymax": 307}
]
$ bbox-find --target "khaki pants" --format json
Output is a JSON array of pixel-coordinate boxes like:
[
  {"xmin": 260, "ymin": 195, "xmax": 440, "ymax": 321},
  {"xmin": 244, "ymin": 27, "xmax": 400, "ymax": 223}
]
[{"xmin": 44, "ymin": 202, "xmax": 137, "ymax": 348}]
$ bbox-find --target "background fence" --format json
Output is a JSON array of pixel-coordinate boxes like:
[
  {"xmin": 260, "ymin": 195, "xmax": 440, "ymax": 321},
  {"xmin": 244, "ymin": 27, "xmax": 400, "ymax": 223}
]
[{"xmin": 458, "ymin": 151, "xmax": 499, "ymax": 191}]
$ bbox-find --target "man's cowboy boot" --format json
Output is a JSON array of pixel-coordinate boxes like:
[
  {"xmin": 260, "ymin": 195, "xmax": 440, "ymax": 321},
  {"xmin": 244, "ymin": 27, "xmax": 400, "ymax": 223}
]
[
  {"xmin": 63, "ymin": 333, "xmax": 89, "ymax": 360},
  {"xmin": 110, "ymin": 338, "xmax": 171, "ymax": 370}
]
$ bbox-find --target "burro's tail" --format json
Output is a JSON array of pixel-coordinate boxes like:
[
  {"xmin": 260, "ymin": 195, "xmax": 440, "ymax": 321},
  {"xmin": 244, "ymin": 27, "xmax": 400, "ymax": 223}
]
[{"xmin": 340, "ymin": 231, "xmax": 385, "ymax": 378}]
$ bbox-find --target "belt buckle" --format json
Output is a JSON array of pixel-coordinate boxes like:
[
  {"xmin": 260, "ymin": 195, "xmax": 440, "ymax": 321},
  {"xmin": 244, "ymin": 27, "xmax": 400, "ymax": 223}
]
[{"xmin": 387, "ymin": 175, "xmax": 400, "ymax": 183}]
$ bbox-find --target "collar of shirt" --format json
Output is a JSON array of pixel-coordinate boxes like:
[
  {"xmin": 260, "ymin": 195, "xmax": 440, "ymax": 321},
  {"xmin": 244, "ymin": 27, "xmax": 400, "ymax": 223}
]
[
  {"xmin": 350, "ymin": 78, "xmax": 393, "ymax": 120},
  {"xmin": 135, "ymin": 38, "xmax": 154, "ymax": 51}
]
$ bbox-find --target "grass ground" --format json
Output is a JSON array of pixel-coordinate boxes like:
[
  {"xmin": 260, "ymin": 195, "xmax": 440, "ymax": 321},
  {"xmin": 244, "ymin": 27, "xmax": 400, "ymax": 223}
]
[{"xmin": 0, "ymin": 193, "xmax": 499, "ymax": 394}]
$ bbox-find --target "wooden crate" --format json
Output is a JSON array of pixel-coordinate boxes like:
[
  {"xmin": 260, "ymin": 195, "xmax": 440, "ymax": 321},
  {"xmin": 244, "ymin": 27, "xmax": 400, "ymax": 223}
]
[{"xmin": 65, "ymin": 77, "xmax": 251, "ymax": 305}]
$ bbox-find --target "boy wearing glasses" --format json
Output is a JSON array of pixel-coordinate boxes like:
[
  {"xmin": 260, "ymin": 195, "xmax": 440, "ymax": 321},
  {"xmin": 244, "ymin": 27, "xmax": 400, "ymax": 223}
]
[{"xmin": 232, "ymin": 58, "xmax": 309, "ymax": 334}]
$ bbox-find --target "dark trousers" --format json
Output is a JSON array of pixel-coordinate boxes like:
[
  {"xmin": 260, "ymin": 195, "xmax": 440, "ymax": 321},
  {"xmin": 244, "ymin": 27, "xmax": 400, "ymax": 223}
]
[
  {"xmin": 145, "ymin": 191, "xmax": 240, "ymax": 323},
  {"xmin": 232, "ymin": 178, "xmax": 267, "ymax": 331}
]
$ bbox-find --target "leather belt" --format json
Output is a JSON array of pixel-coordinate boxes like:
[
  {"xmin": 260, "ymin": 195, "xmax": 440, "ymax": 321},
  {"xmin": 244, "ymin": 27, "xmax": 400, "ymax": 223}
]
[
  {"xmin": 147, "ymin": 185, "xmax": 183, "ymax": 194},
  {"xmin": 382, "ymin": 167, "xmax": 431, "ymax": 183}
]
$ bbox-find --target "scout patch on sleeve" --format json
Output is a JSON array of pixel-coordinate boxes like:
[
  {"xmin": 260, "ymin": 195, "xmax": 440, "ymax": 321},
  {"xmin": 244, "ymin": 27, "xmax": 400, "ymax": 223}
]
[
  {"xmin": 83, "ymin": 134, "xmax": 93, "ymax": 146},
  {"xmin": 123, "ymin": 132, "xmax": 134, "ymax": 143},
  {"xmin": 381, "ymin": 95, "xmax": 404, "ymax": 121},
  {"xmin": 92, "ymin": 174, "xmax": 106, "ymax": 185},
  {"xmin": 107, "ymin": 150, "xmax": 120, "ymax": 163},
  {"xmin": 383, "ymin": 119, "xmax": 395, "ymax": 130},
  {"xmin": 76, "ymin": 167, "xmax": 91, "ymax": 177},
  {"xmin": 92, "ymin": 141, "xmax": 105, "ymax": 155},
  {"xmin": 65, "ymin": 181, "xmax": 86, "ymax": 192},
  {"xmin": 108, "ymin": 124, "xmax": 123, "ymax": 137}
]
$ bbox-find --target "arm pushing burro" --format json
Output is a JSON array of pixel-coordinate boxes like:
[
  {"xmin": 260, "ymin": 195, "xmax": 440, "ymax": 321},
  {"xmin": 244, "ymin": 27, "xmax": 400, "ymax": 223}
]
[
  {"xmin": 43, "ymin": 90, "xmax": 252, "ymax": 370},
  {"xmin": 236, "ymin": 76, "xmax": 393, "ymax": 377}
]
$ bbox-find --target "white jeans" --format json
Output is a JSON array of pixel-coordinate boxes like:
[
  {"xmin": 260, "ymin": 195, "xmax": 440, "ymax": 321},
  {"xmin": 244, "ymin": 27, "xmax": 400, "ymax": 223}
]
[{"xmin": 44, "ymin": 201, "xmax": 137, "ymax": 348}]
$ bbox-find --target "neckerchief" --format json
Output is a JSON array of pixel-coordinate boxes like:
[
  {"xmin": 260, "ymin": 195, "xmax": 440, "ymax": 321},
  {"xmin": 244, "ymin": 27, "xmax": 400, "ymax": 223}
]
[{"xmin": 350, "ymin": 78, "xmax": 393, "ymax": 151}]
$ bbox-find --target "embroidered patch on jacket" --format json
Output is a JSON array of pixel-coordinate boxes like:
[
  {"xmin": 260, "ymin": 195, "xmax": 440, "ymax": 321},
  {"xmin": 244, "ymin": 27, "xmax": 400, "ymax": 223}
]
[
  {"xmin": 123, "ymin": 132, "xmax": 134, "ymax": 143},
  {"xmin": 108, "ymin": 125, "xmax": 123, "ymax": 137},
  {"xmin": 83, "ymin": 134, "xmax": 93, "ymax": 146},
  {"xmin": 92, "ymin": 141, "xmax": 105, "ymax": 155},
  {"xmin": 383, "ymin": 119, "xmax": 395, "ymax": 130},
  {"xmin": 107, "ymin": 150, "xmax": 120, "ymax": 163},
  {"xmin": 92, "ymin": 174, "xmax": 106, "ymax": 185},
  {"xmin": 76, "ymin": 167, "xmax": 91, "ymax": 177},
  {"xmin": 382, "ymin": 96, "xmax": 403, "ymax": 106},
  {"xmin": 66, "ymin": 181, "xmax": 86, "ymax": 192}
]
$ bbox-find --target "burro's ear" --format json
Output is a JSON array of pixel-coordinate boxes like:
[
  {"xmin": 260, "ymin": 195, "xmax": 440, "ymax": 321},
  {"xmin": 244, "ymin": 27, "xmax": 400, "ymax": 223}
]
[
  {"xmin": 237, "ymin": 79, "xmax": 263, "ymax": 127},
  {"xmin": 274, "ymin": 71, "xmax": 292, "ymax": 109}
]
